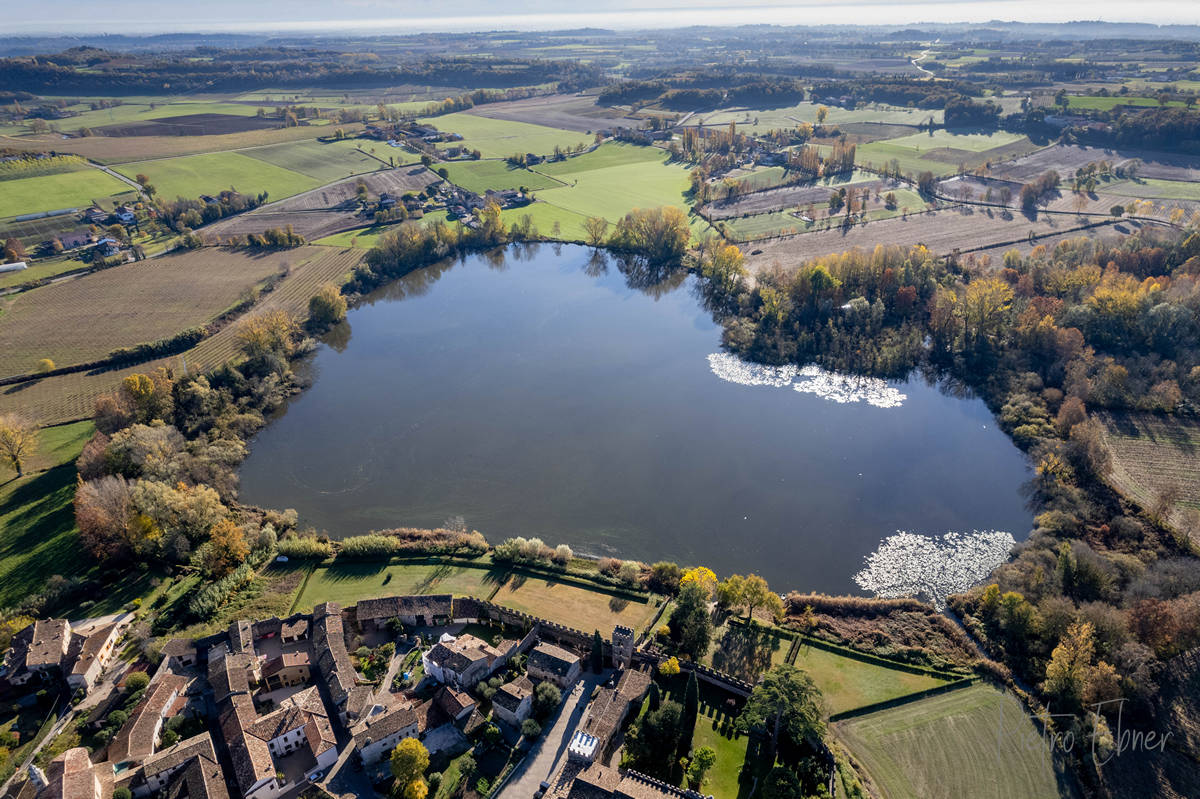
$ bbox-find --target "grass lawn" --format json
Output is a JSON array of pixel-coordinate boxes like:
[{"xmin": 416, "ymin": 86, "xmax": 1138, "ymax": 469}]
[
  {"xmin": 835, "ymin": 683, "xmax": 1067, "ymax": 799},
  {"xmin": 293, "ymin": 559, "xmax": 660, "ymax": 632},
  {"xmin": 0, "ymin": 422, "xmax": 94, "ymax": 609},
  {"xmin": 538, "ymin": 143, "xmax": 668, "ymax": 176},
  {"xmin": 0, "ymin": 256, "xmax": 85, "ymax": 289},
  {"xmin": 440, "ymin": 159, "xmax": 563, "ymax": 194},
  {"xmin": 421, "ymin": 113, "xmax": 590, "ymax": 159},
  {"xmin": 0, "ymin": 169, "xmax": 131, "ymax": 218},
  {"xmin": 115, "ymin": 151, "xmax": 321, "ymax": 202},
  {"xmin": 242, "ymin": 137, "xmax": 394, "ymax": 183},
  {"xmin": 793, "ymin": 640, "xmax": 950, "ymax": 716},
  {"xmin": 654, "ymin": 673, "xmax": 759, "ymax": 798},
  {"xmin": 703, "ymin": 621, "xmax": 793, "ymax": 682},
  {"xmin": 721, "ymin": 210, "xmax": 808, "ymax": 240}
]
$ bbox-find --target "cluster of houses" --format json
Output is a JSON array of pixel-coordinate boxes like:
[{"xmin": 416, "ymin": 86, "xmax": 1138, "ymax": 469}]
[
  {"xmin": 2, "ymin": 595, "xmax": 717, "ymax": 799},
  {"xmin": 2, "ymin": 618, "xmax": 128, "ymax": 695}
]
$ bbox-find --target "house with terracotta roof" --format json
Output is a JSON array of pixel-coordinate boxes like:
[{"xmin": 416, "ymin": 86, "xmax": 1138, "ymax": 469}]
[
  {"xmin": 353, "ymin": 595, "xmax": 452, "ymax": 631},
  {"xmin": 67, "ymin": 623, "xmax": 124, "ymax": 692},
  {"xmin": 137, "ymin": 732, "xmax": 226, "ymax": 799},
  {"xmin": 17, "ymin": 747, "xmax": 113, "ymax": 799},
  {"xmin": 108, "ymin": 674, "xmax": 190, "ymax": 768},
  {"xmin": 261, "ymin": 652, "xmax": 310, "ymax": 691}
]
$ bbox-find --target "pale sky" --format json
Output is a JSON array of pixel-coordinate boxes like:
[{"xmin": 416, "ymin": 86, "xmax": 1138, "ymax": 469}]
[{"xmin": 6, "ymin": 1, "xmax": 1200, "ymax": 35}]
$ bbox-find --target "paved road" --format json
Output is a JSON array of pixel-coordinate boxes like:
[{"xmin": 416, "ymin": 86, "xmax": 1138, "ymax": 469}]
[{"xmin": 498, "ymin": 670, "xmax": 607, "ymax": 799}]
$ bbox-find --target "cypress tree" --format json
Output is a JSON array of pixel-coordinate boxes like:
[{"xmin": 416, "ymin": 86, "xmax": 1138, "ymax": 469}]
[
  {"xmin": 678, "ymin": 669, "xmax": 699, "ymax": 760},
  {"xmin": 591, "ymin": 630, "xmax": 604, "ymax": 673},
  {"xmin": 647, "ymin": 682, "xmax": 661, "ymax": 712}
]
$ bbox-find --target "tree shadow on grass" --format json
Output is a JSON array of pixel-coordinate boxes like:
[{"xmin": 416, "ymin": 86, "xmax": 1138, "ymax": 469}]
[
  {"xmin": 711, "ymin": 624, "xmax": 785, "ymax": 683},
  {"xmin": 609, "ymin": 596, "xmax": 630, "ymax": 614}
]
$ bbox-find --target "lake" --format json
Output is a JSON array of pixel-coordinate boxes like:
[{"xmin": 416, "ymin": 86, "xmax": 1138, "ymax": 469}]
[{"xmin": 240, "ymin": 244, "xmax": 1032, "ymax": 594}]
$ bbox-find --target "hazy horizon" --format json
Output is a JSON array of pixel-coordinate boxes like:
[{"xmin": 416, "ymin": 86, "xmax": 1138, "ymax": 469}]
[{"xmin": 6, "ymin": 1, "xmax": 1200, "ymax": 36}]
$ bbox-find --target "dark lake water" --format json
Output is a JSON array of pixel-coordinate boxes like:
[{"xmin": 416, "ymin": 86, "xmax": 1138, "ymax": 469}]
[{"xmin": 240, "ymin": 244, "xmax": 1032, "ymax": 594}]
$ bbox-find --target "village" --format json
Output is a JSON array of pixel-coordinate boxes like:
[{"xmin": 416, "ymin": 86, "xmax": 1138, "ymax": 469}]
[{"xmin": 0, "ymin": 595, "xmax": 750, "ymax": 799}]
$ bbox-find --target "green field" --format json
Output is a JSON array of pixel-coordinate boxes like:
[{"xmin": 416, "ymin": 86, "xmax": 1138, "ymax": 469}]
[
  {"xmin": 420, "ymin": 112, "xmax": 589, "ymax": 159},
  {"xmin": 440, "ymin": 159, "xmax": 563, "ymax": 194},
  {"xmin": 0, "ymin": 422, "xmax": 93, "ymax": 610},
  {"xmin": 794, "ymin": 641, "xmax": 950, "ymax": 716},
  {"xmin": 500, "ymin": 202, "xmax": 593, "ymax": 240},
  {"xmin": 529, "ymin": 143, "xmax": 692, "ymax": 223},
  {"xmin": 836, "ymin": 683, "xmax": 1068, "ymax": 799},
  {"xmin": 0, "ymin": 256, "xmax": 85, "ymax": 289},
  {"xmin": 242, "ymin": 138, "xmax": 395, "ymax": 183},
  {"xmin": 293, "ymin": 559, "xmax": 660, "ymax": 632},
  {"xmin": 882, "ymin": 129, "xmax": 1026, "ymax": 153},
  {"xmin": 1106, "ymin": 178, "xmax": 1200, "ymax": 201},
  {"xmin": 116, "ymin": 151, "xmax": 321, "ymax": 202},
  {"xmin": 721, "ymin": 210, "xmax": 808, "ymax": 239},
  {"xmin": 0, "ymin": 169, "xmax": 131, "ymax": 218},
  {"xmin": 1067, "ymin": 95, "xmax": 1185, "ymax": 111}
]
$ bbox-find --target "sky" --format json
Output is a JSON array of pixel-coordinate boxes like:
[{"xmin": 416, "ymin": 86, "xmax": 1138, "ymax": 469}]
[{"xmin": 6, "ymin": 0, "xmax": 1200, "ymax": 34}]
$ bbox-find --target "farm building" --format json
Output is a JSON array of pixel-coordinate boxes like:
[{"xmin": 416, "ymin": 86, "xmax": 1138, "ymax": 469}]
[{"xmin": 0, "ymin": 261, "xmax": 27, "ymax": 274}]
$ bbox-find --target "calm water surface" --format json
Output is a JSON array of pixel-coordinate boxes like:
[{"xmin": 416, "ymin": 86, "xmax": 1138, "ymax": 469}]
[{"xmin": 240, "ymin": 244, "xmax": 1032, "ymax": 593}]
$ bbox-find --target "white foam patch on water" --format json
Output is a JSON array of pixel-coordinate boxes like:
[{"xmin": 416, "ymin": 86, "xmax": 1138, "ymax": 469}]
[
  {"xmin": 853, "ymin": 530, "xmax": 1016, "ymax": 609},
  {"xmin": 707, "ymin": 352, "xmax": 907, "ymax": 408}
]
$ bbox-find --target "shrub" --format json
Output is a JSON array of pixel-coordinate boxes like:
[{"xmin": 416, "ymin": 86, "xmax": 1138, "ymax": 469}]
[
  {"xmin": 124, "ymin": 672, "xmax": 149, "ymax": 692},
  {"xmin": 187, "ymin": 562, "xmax": 254, "ymax": 619},
  {"xmin": 521, "ymin": 718, "xmax": 542, "ymax": 739},
  {"xmin": 276, "ymin": 536, "xmax": 334, "ymax": 560}
]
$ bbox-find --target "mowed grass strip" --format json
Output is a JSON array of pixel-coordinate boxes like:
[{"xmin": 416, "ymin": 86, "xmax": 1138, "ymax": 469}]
[
  {"xmin": 835, "ymin": 683, "xmax": 1067, "ymax": 799},
  {"xmin": 794, "ymin": 641, "xmax": 950, "ymax": 715},
  {"xmin": 0, "ymin": 169, "xmax": 131, "ymax": 218},
  {"xmin": 115, "ymin": 151, "xmax": 321, "ymax": 202},
  {"xmin": 421, "ymin": 112, "xmax": 590, "ymax": 159},
  {"xmin": 293, "ymin": 558, "xmax": 659, "ymax": 632},
  {"xmin": 0, "ymin": 248, "xmax": 290, "ymax": 378},
  {"xmin": 242, "ymin": 138, "xmax": 394, "ymax": 183},
  {"xmin": 440, "ymin": 159, "xmax": 562, "ymax": 194},
  {"xmin": 0, "ymin": 421, "xmax": 94, "ymax": 610}
]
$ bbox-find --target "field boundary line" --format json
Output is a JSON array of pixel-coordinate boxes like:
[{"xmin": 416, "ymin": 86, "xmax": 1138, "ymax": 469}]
[{"xmin": 827, "ymin": 676, "xmax": 978, "ymax": 722}]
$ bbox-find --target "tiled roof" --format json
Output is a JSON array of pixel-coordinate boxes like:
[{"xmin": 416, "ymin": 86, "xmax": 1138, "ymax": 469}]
[
  {"xmin": 26, "ymin": 620, "xmax": 71, "ymax": 670},
  {"xmin": 160, "ymin": 639, "xmax": 197, "ymax": 658},
  {"xmin": 425, "ymin": 634, "xmax": 501, "ymax": 673},
  {"xmin": 352, "ymin": 704, "xmax": 419, "ymax": 748},
  {"xmin": 141, "ymin": 733, "xmax": 216, "ymax": 779},
  {"xmin": 108, "ymin": 674, "xmax": 188, "ymax": 764},
  {"xmin": 529, "ymin": 642, "xmax": 580, "ymax": 677},
  {"xmin": 492, "ymin": 677, "xmax": 533, "ymax": 713},
  {"xmin": 354, "ymin": 595, "xmax": 452, "ymax": 623}
]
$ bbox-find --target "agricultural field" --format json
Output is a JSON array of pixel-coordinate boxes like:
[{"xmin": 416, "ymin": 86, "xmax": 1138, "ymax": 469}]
[
  {"xmin": 742, "ymin": 206, "xmax": 1127, "ymax": 273},
  {"xmin": 0, "ymin": 246, "xmax": 362, "ymax": 424},
  {"xmin": 857, "ymin": 130, "xmax": 1038, "ymax": 177},
  {"xmin": 0, "ymin": 124, "xmax": 367, "ymax": 165},
  {"xmin": 529, "ymin": 143, "xmax": 692, "ymax": 224},
  {"xmin": 462, "ymin": 93, "xmax": 638, "ymax": 133},
  {"xmin": 292, "ymin": 558, "xmax": 661, "ymax": 632},
  {"xmin": 0, "ymin": 247, "xmax": 290, "ymax": 378},
  {"xmin": 420, "ymin": 112, "xmax": 590, "ymax": 159},
  {"xmin": 202, "ymin": 166, "xmax": 440, "ymax": 241},
  {"xmin": 115, "ymin": 151, "xmax": 321, "ymax": 203},
  {"xmin": 439, "ymin": 159, "xmax": 563, "ymax": 194},
  {"xmin": 706, "ymin": 170, "xmax": 881, "ymax": 219},
  {"xmin": 835, "ymin": 683, "xmax": 1068, "ymax": 799},
  {"xmin": 0, "ymin": 169, "xmax": 131, "ymax": 218},
  {"xmin": 1067, "ymin": 95, "xmax": 1186, "ymax": 111},
  {"xmin": 241, "ymin": 137, "xmax": 396, "ymax": 183},
  {"xmin": 498, "ymin": 202, "xmax": 592, "ymax": 241},
  {"xmin": 1104, "ymin": 178, "xmax": 1200, "ymax": 202},
  {"xmin": 692, "ymin": 101, "xmax": 942, "ymax": 133},
  {"xmin": 1098, "ymin": 411, "xmax": 1200, "ymax": 537},
  {"xmin": 718, "ymin": 187, "xmax": 928, "ymax": 241}
]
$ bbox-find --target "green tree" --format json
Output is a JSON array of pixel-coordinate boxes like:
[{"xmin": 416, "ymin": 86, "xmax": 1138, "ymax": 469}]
[
  {"xmin": 685, "ymin": 747, "xmax": 717, "ymax": 789},
  {"xmin": 761, "ymin": 766, "xmax": 804, "ymax": 799},
  {"xmin": 668, "ymin": 581, "xmax": 713, "ymax": 660},
  {"xmin": 647, "ymin": 682, "xmax": 661, "ymax": 712},
  {"xmin": 626, "ymin": 701, "xmax": 682, "ymax": 777},
  {"xmin": 738, "ymin": 664, "xmax": 824, "ymax": 762},
  {"xmin": 308, "ymin": 284, "xmax": 348, "ymax": 328}
]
